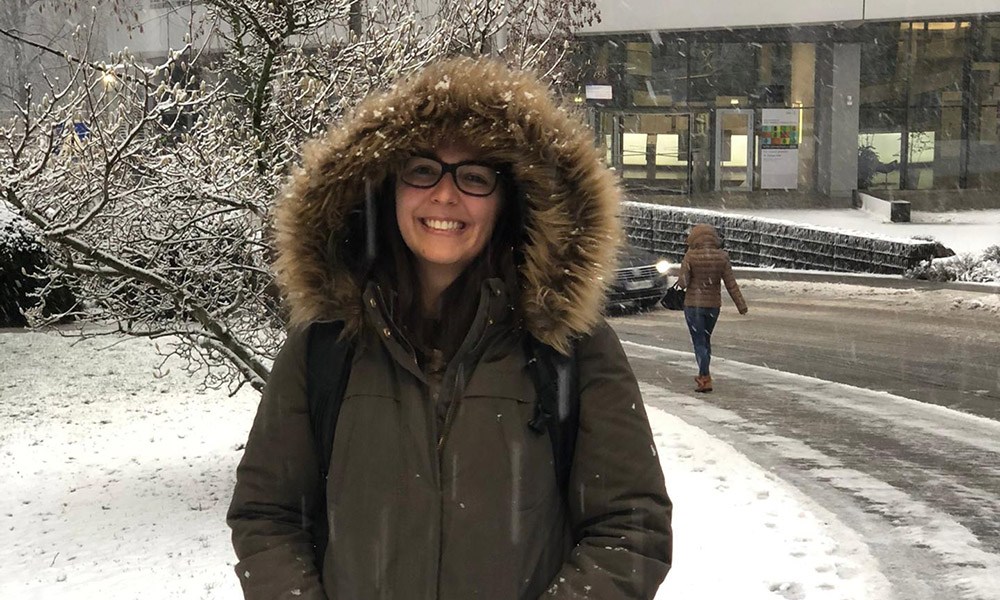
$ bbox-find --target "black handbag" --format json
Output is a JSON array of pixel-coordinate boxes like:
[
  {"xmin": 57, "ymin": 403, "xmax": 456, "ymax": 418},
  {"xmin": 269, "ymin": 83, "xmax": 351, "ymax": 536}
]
[{"xmin": 661, "ymin": 283, "xmax": 685, "ymax": 311}]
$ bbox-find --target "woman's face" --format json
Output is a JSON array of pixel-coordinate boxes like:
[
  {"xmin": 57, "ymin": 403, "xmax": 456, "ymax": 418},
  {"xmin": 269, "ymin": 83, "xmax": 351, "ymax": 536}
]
[{"xmin": 395, "ymin": 141, "xmax": 503, "ymax": 286}]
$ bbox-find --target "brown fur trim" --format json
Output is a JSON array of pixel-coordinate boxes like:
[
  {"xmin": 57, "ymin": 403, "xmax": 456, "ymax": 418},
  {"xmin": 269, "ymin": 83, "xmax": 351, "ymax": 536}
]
[{"xmin": 273, "ymin": 57, "xmax": 622, "ymax": 352}]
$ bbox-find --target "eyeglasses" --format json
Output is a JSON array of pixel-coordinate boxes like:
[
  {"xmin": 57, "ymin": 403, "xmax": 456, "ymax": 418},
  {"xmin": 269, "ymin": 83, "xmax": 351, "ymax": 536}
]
[{"xmin": 399, "ymin": 156, "xmax": 501, "ymax": 197}]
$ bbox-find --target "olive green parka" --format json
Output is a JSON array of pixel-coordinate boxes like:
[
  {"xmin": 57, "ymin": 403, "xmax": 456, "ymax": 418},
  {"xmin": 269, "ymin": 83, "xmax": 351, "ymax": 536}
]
[{"xmin": 227, "ymin": 57, "xmax": 672, "ymax": 600}]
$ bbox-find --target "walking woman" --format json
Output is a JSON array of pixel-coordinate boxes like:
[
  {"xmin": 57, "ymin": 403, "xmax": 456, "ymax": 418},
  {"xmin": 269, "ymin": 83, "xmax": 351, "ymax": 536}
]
[
  {"xmin": 227, "ymin": 57, "xmax": 672, "ymax": 600},
  {"xmin": 677, "ymin": 223, "xmax": 748, "ymax": 393}
]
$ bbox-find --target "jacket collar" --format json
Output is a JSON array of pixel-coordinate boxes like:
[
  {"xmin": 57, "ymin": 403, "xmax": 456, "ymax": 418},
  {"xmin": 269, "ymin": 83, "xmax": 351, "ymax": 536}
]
[{"xmin": 362, "ymin": 279, "xmax": 516, "ymax": 381}]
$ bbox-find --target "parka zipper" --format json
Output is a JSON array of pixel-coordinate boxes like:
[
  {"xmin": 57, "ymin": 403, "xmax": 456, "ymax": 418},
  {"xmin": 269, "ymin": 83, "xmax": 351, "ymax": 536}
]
[
  {"xmin": 429, "ymin": 283, "xmax": 501, "ymax": 599},
  {"xmin": 433, "ymin": 367, "xmax": 461, "ymax": 600},
  {"xmin": 436, "ymin": 393, "xmax": 460, "ymax": 454}
]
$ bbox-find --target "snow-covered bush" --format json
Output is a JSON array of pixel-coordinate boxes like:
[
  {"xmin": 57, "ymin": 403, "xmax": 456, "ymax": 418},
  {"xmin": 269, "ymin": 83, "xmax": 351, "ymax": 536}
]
[
  {"xmin": 982, "ymin": 244, "xmax": 1000, "ymax": 263},
  {"xmin": 0, "ymin": 204, "xmax": 38, "ymax": 326},
  {"xmin": 0, "ymin": 203, "xmax": 74, "ymax": 326},
  {"xmin": 906, "ymin": 246, "xmax": 1000, "ymax": 283}
]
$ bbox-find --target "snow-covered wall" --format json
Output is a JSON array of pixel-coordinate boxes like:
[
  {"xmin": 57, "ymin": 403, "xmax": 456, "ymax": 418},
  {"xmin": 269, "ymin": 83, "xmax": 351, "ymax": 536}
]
[{"xmin": 622, "ymin": 202, "xmax": 947, "ymax": 274}]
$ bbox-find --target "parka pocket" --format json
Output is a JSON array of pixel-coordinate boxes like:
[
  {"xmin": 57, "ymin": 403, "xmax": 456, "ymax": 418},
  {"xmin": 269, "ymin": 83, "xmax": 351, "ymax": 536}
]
[
  {"xmin": 326, "ymin": 393, "xmax": 400, "ymax": 508},
  {"xmin": 458, "ymin": 349, "xmax": 560, "ymax": 515},
  {"xmin": 325, "ymin": 392, "xmax": 406, "ymax": 597},
  {"xmin": 459, "ymin": 391, "xmax": 559, "ymax": 514}
]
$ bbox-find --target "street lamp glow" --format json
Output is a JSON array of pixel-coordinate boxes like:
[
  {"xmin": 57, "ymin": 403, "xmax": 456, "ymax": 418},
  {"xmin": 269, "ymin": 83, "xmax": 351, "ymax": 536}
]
[{"xmin": 101, "ymin": 72, "xmax": 116, "ymax": 86}]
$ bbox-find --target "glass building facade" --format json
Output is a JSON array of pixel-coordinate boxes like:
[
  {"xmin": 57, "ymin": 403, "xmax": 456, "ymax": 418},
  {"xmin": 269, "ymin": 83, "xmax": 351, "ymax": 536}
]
[
  {"xmin": 573, "ymin": 15, "xmax": 1000, "ymax": 198},
  {"xmin": 859, "ymin": 20, "xmax": 1000, "ymax": 191}
]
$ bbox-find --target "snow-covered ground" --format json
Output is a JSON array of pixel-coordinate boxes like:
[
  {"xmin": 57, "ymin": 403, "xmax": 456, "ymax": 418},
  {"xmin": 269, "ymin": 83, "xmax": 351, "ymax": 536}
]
[
  {"xmin": 732, "ymin": 208, "xmax": 1000, "ymax": 254},
  {"xmin": 647, "ymin": 392, "xmax": 892, "ymax": 600},
  {"xmin": 0, "ymin": 327, "xmax": 902, "ymax": 600},
  {"xmin": 1, "ymin": 330, "xmax": 254, "ymax": 599}
]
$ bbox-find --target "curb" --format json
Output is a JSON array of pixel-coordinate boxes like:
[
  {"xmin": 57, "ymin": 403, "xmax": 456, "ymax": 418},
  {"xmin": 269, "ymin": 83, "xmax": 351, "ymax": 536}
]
[
  {"xmin": 729, "ymin": 267, "xmax": 1000, "ymax": 294},
  {"xmin": 663, "ymin": 266, "xmax": 998, "ymax": 293}
]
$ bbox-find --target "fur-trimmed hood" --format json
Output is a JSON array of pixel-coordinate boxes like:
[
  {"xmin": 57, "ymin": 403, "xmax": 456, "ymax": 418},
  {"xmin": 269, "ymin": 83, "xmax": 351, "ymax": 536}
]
[{"xmin": 273, "ymin": 57, "xmax": 622, "ymax": 352}]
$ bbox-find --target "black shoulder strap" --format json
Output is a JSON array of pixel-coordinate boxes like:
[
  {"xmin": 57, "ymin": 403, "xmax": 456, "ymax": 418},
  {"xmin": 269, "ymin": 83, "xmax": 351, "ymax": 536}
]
[
  {"xmin": 305, "ymin": 320, "xmax": 353, "ymax": 566},
  {"xmin": 306, "ymin": 320, "xmax": 353, "ymax": 481},
  {"xmin": 525, "ymin": 335, "xmax": 580, "ymax": 501}
]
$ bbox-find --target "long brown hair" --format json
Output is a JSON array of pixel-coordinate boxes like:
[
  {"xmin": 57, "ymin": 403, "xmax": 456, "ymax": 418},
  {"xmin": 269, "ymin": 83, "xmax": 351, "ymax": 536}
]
[{"xmin": 343, "ymin": 171, "xmax": 525, "ymax": 357}]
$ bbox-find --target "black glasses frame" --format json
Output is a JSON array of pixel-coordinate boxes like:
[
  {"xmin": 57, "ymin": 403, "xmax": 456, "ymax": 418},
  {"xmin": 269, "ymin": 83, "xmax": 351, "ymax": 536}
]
[{"xmin": 399, "ymin": 156, "xmax": 502, "ymax": 197}]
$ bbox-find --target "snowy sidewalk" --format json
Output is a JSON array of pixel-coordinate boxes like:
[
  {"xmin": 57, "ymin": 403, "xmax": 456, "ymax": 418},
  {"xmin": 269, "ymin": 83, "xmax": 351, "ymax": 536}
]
[
  {"xmin": 0, "ymin": 330, "xmax": 876, "ymax": 599},
  {"xmin": 646, "ymin": 395, "xmax": 891, "ymax": 600}
]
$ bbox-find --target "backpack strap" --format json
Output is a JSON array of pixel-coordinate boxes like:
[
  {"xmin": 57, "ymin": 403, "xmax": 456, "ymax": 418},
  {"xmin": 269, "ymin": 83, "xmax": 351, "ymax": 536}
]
[
  {"xmin": 305, "ymin": 320, "xmax": 353, "ymax": 564},
  {"xmin": 524, "ymin": 335, "xmax": 579, "ymax": 503}
]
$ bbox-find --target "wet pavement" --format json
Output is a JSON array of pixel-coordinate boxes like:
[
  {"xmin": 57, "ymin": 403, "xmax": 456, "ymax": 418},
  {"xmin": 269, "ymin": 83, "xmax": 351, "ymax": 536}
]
[
  {"xmin": 611, "ymin": 282, "xmax": 1000, "ymax": 420},
  {"xmin": 610, "ymin": 282, "xmax": 1000, "ymax": 599}
]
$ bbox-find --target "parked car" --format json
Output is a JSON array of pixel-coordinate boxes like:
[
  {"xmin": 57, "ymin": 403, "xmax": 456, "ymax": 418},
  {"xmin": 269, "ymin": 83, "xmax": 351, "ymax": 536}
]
[{"xmin": 606, "ymin": 243, "xmax": 672, "ymax": 310}]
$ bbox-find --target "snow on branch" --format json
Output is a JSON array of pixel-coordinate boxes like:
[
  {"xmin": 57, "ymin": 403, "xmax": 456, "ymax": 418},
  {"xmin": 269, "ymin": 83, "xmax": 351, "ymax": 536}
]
[{"xmin": 1, "ymin": 0, "xmax": 594, "ymax": 393}]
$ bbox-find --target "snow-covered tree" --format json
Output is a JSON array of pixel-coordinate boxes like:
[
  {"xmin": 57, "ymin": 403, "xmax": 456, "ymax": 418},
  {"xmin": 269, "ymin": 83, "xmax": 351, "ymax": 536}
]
[{"xmin": 0, "ymin": 0, "xmax": 600, "ymax": 393}]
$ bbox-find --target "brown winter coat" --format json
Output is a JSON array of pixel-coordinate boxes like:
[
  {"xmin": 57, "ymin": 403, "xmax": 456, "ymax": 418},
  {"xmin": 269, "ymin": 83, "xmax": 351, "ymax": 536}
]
[
  {"xmin": 227, "ymin": 58, "xmax": 672, "ymax": 600},
  {"xmin": 677, "ymin": 224, "xmax": 748, "ymax": 313}
]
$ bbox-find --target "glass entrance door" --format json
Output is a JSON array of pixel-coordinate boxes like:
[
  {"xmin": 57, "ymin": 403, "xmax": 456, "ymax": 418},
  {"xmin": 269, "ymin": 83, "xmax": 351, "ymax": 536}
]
[
  {"xmin": 603, "ymin": 112, "xmax": 693, "ymax": 193},
  {"xmin": 714, "ymin": 109, "xmax": 754, "ymax": 191}
]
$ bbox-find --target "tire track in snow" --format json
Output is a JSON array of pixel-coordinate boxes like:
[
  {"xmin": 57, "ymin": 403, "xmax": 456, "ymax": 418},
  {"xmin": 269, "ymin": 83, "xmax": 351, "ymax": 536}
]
[{"xmin": 645, "ymin": 386, "xmax": 893, "ymax": 600}]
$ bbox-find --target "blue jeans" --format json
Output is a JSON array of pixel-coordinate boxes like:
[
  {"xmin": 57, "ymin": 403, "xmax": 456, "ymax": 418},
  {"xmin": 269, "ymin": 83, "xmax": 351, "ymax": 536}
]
[{"xmin": 684, "ymin": 306, "xmax": 720, "ymax": 376}]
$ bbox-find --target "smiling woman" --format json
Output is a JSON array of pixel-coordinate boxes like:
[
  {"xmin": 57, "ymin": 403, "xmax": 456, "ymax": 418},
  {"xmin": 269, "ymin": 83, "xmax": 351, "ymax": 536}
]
[
  {"xmin": 226, "ymin": 57, "xmax": 673, "ymax": 600},
  {"xmin": 394, "ymin": 143, "xmax": 505, "ymax": 317}
]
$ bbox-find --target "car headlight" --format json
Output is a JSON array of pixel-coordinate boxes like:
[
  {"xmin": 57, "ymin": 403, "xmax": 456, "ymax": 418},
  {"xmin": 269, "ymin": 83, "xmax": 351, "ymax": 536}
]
[{"xmin": 655, "ymin": 260, "xmax": 670, "ymax": 274}]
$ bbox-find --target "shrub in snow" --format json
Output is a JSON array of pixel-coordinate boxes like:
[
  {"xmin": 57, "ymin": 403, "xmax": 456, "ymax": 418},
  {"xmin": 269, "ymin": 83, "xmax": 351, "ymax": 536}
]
[
  {"xmin": 0, "ymin": 204, "xmax": 75, "ymax": 326},
  {"xmin": 906, "ymin": 246, "xmax": 1000, "ymax": 283}
]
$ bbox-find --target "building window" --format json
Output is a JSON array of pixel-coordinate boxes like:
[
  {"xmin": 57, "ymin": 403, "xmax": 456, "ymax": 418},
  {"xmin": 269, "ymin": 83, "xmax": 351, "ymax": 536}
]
[{"xmin": 859, "ymin": 17, "xmax": 1000, "ymax": 191}]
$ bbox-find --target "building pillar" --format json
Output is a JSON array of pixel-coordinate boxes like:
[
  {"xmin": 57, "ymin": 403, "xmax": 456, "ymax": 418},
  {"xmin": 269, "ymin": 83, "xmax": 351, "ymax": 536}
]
[
  {"xmin": 791, "ymin": 43, "xmax": 816, "ymax": 191},
  {"xmin": 815, "ymin": 43, "xmax": 861, "ymax": 198}
]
